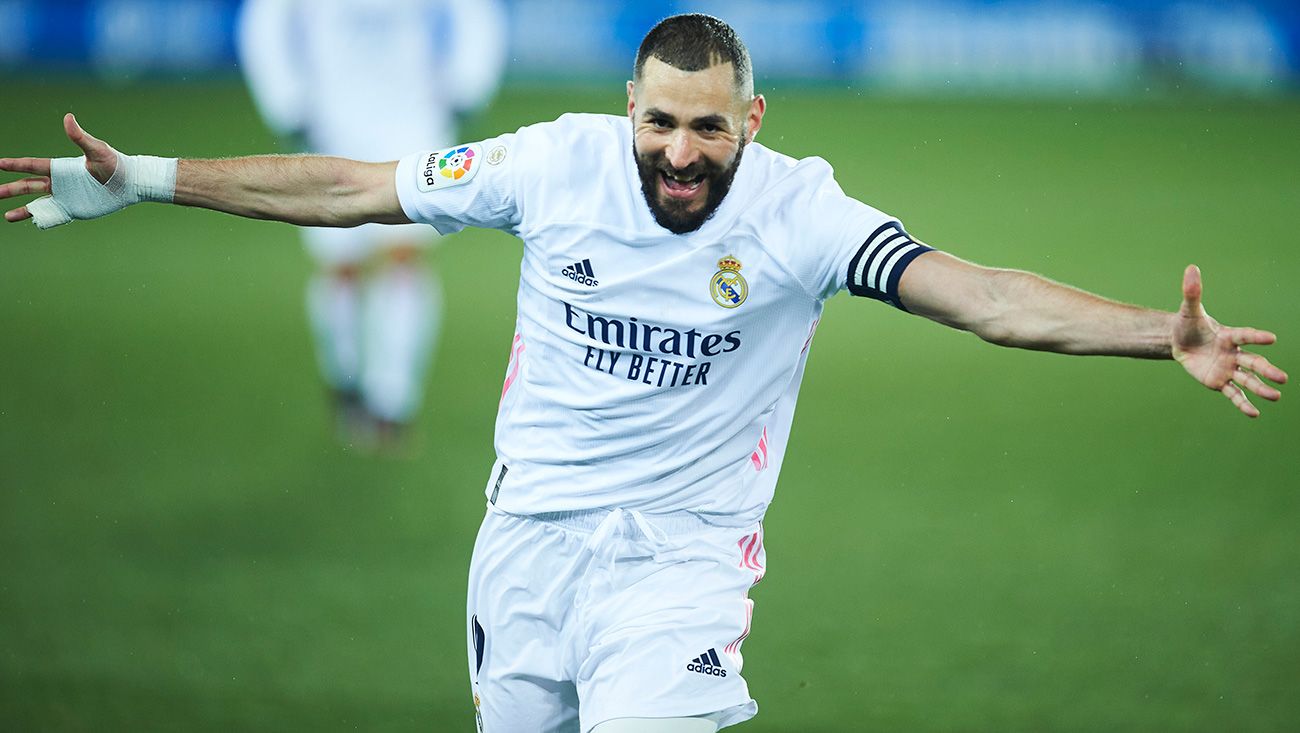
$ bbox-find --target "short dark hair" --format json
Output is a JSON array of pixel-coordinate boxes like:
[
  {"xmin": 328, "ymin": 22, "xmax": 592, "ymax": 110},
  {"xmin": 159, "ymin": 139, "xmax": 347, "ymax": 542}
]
[{"xmin": 634, "ymin": 14, "xmax": 753, "ymax": 94}]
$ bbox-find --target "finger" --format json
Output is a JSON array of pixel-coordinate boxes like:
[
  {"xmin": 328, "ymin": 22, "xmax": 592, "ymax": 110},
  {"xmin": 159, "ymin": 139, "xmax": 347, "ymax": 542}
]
[
  {"xmin": 1225, "ymin": 327, "xmax": 1277, "ymax": 347},
  {"xmin": 0, "ymin": 177, "xmax": 51, "ymax": 199},
  {"xmin": 4, "ymin": 205, "xmax": 32, "ymax": 223},
  {"xmin": 1221, "ymin": 382, "xmax": 1260, "ymax": 418},
  {"xmin": 1234, "ymin": 369, "xmax": 1282, "ymax": 401},
  {"xmin": 0, "ymin": 157, "xmax": 52, "ymax": 176},
  {"xmin": 1181, "ymin": 264, "xmax": 1202, "ymax": 314},
  {"xmin": 1237, "ymin": 351, "xmax": 1288, "ymax": 384},
  {"xmin": 64, "ymin": 113, "xmax": 108, "ymax": 157}
]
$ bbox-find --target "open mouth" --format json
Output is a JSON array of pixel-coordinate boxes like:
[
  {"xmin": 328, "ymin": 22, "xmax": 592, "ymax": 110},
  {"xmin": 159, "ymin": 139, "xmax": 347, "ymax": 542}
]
[{"xmin": 659, "ymin": 170, "xmax": 706, "ymax": 199}]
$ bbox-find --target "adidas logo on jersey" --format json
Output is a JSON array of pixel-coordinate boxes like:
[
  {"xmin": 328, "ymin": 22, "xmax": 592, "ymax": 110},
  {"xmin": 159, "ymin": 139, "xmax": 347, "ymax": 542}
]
[
  {"xmin": 561, "ymin": 258, "xmax": 598, "ymax": 286},
  {"xmin": 686, "ymin": 648, "xmax": 727, "ymax": 677}
]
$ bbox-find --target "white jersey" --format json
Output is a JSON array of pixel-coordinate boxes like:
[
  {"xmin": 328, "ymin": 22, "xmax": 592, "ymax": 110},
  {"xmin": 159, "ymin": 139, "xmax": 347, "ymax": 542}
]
[{"xmin": 395, "ymin": 114, "xmax": 933, "ymax": 520}]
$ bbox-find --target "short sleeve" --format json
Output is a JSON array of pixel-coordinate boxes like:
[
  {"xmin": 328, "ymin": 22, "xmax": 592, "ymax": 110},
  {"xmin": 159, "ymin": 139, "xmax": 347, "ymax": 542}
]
[
  {"xmin": 395, "ymin": 133, "xmax": 522, "ymax": 235},
  {"xmin": 840, "ymin": 220, "xmax": 934, "ymax": 310},
  {"xmin": 792, "ymin": 162, "xmax": 934, "ymax": 309}
]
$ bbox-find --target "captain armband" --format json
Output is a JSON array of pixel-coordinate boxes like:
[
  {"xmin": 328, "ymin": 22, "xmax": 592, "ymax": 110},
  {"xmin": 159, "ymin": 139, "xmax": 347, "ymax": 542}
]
[
  {"xmin": 845, "ymin": 221, "xmax": 934, "ymax": 311},
  {"xmin": 27, "ymin": 153, "xmax": 178, "ymax": 230}
]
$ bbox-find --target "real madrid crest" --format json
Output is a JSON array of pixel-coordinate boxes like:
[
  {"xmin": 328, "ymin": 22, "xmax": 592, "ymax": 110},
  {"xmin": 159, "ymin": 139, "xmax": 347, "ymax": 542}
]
[{"xmin": 710, "ymin": 255, "xmax": 748, "ymax": 308}]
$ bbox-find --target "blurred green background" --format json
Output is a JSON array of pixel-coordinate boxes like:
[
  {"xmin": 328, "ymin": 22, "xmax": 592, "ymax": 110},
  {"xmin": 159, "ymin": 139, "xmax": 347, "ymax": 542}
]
[{"xmin": 2, "ymin": 80, "xmax": 1298, "ymax": 731}]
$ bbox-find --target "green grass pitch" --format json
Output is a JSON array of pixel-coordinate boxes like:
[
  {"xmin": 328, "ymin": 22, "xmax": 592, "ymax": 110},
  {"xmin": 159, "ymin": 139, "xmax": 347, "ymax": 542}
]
[{"xmin": 1, "ymin": 79, "xmax": 1298, "ymax": 731}]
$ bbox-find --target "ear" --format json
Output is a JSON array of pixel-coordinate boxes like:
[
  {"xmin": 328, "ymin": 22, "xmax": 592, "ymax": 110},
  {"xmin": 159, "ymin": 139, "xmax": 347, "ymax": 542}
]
[
  {"xmin": 626, "ymin": 80, "xmax": 636, "ymax": 121},
  {"xmin": 745, "ymin": 94, "xmax": 766, "ymax": 142}
]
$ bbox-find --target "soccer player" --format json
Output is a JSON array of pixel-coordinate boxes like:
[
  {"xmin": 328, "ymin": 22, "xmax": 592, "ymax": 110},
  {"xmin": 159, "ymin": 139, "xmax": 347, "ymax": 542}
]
[
  {"xmin": 0, "ymin": 13, "xmax": 1286, "ymax": 733},
  {"xmin": 237, "ymin": 0, "xmax": 507, "ymax": 447}
]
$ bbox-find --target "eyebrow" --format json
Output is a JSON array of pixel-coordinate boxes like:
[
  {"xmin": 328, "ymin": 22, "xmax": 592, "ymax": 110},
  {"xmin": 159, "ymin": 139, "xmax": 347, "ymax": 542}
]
[{"xmin": 643, "ymin": 107, "xmax": 732, "ymax": 130}]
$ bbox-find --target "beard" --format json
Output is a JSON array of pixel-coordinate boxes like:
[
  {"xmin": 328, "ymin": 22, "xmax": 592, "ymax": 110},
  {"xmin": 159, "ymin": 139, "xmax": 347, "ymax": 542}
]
[{"xmin": 634, "ymin": 137, "xmax": 747, "ymax": 235}]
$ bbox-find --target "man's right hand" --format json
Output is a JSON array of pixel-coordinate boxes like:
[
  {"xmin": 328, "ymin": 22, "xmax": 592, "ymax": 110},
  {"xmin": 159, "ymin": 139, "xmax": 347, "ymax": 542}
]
[
  {"xmin": 1, "ymin": 113, "xmax": 122, "ymax": 224},
  {"xmin": 0, "ymin": 113, "xmax": 178, "ymax": 230}
]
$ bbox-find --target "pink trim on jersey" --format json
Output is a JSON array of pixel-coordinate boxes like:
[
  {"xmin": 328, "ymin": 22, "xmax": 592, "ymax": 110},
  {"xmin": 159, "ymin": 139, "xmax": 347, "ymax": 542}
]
[
  {"xmin": 801, "ymin": 317, "xmax": 821, "ymax": 355},
  {"xmin": 749, "ymin": 427, "xmax": 769, "ymax": 472},
  {"xmin": 500, "ymin": 334, "xmax": 526, "ymax": 404}
]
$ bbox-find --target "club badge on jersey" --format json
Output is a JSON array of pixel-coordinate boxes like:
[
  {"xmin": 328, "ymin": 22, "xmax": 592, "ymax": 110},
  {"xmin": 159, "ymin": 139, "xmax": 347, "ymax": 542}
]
[
  {"xmin": 710, "ymin": 255, "xmax": 748, "ymax": 308},
  {"xmin": 416, "ymin": 143, "xmax": 484, "ymax": 192}
]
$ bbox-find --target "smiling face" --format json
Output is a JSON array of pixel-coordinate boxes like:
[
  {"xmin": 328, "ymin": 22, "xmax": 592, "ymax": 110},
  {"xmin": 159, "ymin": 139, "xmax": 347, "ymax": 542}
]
[{"xmin": 628, "ymin": 57, "xmax": 765, "ymax": 234}]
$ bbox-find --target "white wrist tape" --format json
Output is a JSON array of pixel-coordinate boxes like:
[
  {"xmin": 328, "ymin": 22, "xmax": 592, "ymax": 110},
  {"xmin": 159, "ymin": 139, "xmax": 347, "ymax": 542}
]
[{"xmin": 27, "ymin": 153, "xmax": 178, "ymax": 230}]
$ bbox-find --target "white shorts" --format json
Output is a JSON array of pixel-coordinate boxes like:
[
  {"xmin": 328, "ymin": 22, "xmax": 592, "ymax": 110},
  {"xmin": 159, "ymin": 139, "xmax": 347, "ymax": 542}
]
[
  {"xmin": 301, "ymin": 222, "xmax": 438, "ymax": 268},
  {"xmin": 466, "ymin": 505, "xmax": 767, "ymax": 733}
]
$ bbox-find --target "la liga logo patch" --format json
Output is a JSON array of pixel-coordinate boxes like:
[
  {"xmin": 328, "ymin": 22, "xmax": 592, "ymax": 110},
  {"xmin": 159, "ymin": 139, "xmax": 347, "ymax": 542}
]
[{"xmin": 417, "ymin": 144, "xmax": 482, "ymax": 192}]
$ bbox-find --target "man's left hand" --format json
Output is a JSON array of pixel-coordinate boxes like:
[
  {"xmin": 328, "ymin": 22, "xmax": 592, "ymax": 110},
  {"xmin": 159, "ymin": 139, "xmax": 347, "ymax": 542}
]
[{"xmin": 1172, "ymin": 265, "xmax": 1287, "ymax": 417}]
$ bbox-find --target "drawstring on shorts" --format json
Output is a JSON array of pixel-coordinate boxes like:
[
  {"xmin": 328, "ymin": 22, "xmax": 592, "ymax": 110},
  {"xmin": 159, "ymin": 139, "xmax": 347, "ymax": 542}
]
[{"xmin": 572, "ymin": 508, "xmax": 678, "ymax": 609}]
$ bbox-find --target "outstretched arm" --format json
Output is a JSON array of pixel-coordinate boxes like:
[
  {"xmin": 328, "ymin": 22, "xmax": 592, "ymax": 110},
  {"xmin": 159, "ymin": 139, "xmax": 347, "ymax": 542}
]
[
  {"xmin": 899, "ymin": 252, "xmax": 1287, "ymax": 417},
  {"xmin": 1, "ymin": 114, "xmax": 408, "ymax": 228},
  {"xmin": 173, "ymin": 154, "xmax": 406, "ymax": 226}
]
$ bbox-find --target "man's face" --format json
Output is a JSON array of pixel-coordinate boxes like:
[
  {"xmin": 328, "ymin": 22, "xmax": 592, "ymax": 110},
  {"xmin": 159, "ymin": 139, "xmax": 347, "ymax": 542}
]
[{"xmin": 628, "ymin": 57, "xmax": 765, "ymax": 234}]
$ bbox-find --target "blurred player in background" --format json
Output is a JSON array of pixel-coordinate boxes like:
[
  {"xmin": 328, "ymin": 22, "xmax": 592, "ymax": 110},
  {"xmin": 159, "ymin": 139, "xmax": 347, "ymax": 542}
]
[{"xmin": 237, "ymin": 0, "xmax": 507, "ymax": 448}]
